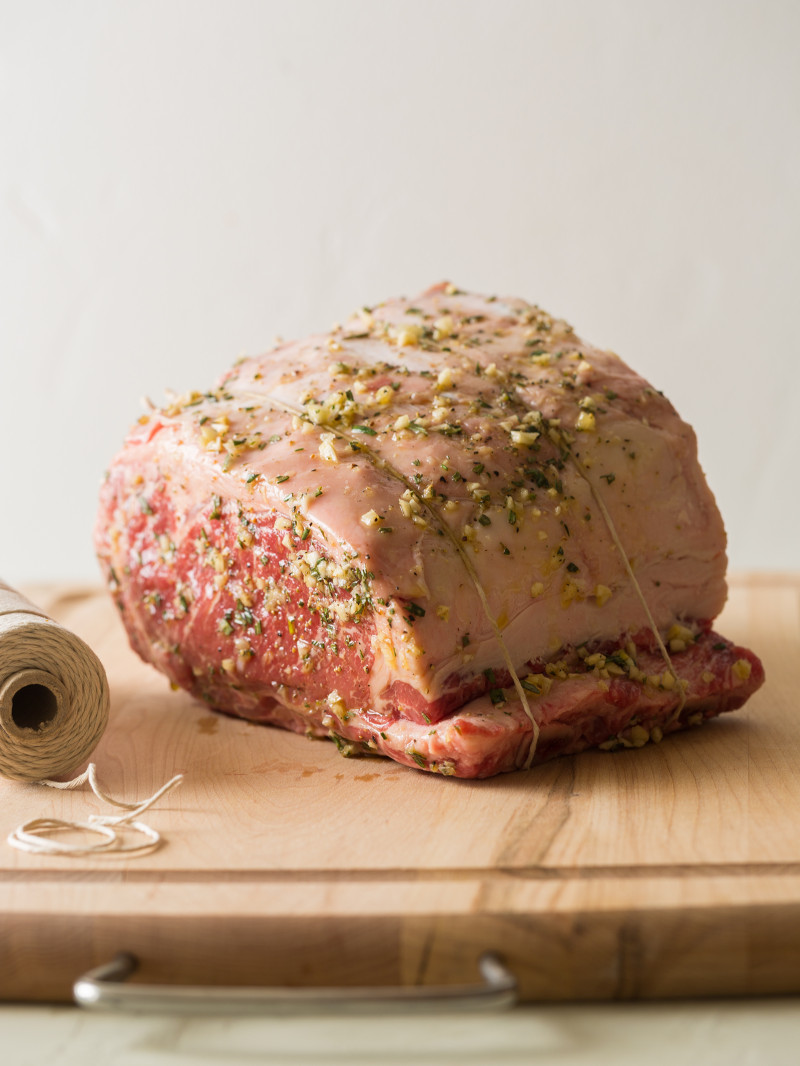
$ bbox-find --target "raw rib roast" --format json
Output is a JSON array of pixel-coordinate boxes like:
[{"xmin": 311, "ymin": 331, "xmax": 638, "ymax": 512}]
[{"xmin": 95, "ymin": 285, "xmax": 764, "ymax": 778}]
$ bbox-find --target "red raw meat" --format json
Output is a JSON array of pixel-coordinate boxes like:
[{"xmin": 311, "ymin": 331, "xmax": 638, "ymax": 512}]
[{"xmin": 95, "ymin": 285, "xmax": 764, "ymax": 777}]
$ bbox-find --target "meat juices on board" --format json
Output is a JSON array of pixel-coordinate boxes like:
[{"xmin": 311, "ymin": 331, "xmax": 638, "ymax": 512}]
[{"xmin": 95, "ymin": 285, "xmax": 764, "ymax": 778}]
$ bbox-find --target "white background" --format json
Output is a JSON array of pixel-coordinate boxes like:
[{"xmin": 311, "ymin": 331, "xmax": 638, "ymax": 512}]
[{"xmin": 1, "ymin": 0, "xmax": 798, "ymax": 582}]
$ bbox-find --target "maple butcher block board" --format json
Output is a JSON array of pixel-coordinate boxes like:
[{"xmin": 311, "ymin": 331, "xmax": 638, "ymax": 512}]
[{"xmin": 0, "ymin": 574, "xmax": 798, "ymax": 1004}]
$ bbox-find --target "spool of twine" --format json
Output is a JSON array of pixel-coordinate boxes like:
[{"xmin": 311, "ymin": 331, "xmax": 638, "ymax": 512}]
[{"xmin": 0, "ymin": 579, "xmax": 109, "ymax": 782}]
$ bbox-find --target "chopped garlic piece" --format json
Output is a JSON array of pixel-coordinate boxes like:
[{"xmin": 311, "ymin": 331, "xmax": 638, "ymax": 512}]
[
  {"xmin": 326, "ymin": 690, "xmax": 348, "ymax": 719},
  {"xmin": 576, "ymin": 410, "xmax": 596, "ymax": 432},
  {"xmin": 733, "ymin": 658, "xmax": 752, "ymax": 681},
  {"xmin": 594, "ymin": 584, "xmax": 612, "ymax": 607},
  {"xmin": 668, "ymin": 623, "xmax": 695, "ymax": 644},
  {"xmin": 510, "ymin": 430, "xmax": 540, "ymax": 445},
  {"xmin": 396, "ymin": 324, "xmax": 423, "ymax": 347},
  {"xmin": 319, "ymin": 432, "xmax": 339, "ymax": 463},
  {"xmin": 628, "ymin": 725, "xmax": 650, "ymax": 748},
  {"xmin": 434, "ymin": 315, "xmax": 454, "ymax": 339}
]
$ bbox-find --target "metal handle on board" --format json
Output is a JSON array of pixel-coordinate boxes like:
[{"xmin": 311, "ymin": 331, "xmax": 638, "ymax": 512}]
[{"xmin": 74, "ymin": 951, "xmax": 518, "ymax": 1015}]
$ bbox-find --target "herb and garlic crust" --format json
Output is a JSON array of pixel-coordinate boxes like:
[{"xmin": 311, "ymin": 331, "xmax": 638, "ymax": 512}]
[{"xmin": 95, "ymin": 284, "xmax": 764, "ymax": 777}]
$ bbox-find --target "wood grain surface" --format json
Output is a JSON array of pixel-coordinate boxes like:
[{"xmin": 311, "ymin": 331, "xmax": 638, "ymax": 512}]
[{"xmin": 0, "ymin": 574, "xmax": 798, "ymax": 1003}]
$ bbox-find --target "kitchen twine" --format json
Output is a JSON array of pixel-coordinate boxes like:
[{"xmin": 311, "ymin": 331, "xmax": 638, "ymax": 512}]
[{"xmin": 0, "ymin": 579, "xmax": 182, "ymax": 857}]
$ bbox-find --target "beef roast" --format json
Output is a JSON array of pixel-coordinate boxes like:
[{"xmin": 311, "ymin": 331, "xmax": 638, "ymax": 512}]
[{"xmin": 95, "ymin": 284, "xmax": 764, "ymax": 777}]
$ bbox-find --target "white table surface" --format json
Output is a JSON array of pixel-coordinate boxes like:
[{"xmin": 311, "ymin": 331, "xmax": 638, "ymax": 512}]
[{"xmin": 3, "ymin": 1000, "xmax": 799, "ymax": 1066}]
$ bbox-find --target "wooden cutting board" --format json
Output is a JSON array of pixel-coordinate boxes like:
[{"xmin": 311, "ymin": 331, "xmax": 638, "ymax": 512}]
[{"xmin": 1, "ymin": 574, "xmax": 798, "ymax": 1004}]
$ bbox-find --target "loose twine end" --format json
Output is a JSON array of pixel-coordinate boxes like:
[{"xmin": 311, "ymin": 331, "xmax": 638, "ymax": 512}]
[{"xmin": 6, "ymin": 764, "xmax": 184, "ymax": 857}]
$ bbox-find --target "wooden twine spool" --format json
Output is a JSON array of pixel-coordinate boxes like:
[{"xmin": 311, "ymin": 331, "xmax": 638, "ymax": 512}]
[{"xmin": 0, "ymin": 580, "xmax": 109, "ymax": 782}]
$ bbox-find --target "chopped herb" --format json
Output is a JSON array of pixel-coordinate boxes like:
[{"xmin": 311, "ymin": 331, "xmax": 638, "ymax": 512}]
[
  {"xmin": 353, "ymin": 425, "xmax": 377, "ymax": 435},
  {"xmin": 461, "ymin": 633, "xmax": 470, "ymax": 648},
  {"xmin": 378, "ymin": 526, "xmax": 393, "ymax": 534},
  {"xmin": 521, "ymin": 679, "xmax": 541, "ymax": 694},
  {"xmin": 268, "ymin": 434, "xmax": 282, "ymax": 443},
  {"xmin": 139, "ymin": 497, "xmax": 154, "ymax": 515},
  {"xmin": 275, "ymin": 474, "xmax": 290, "ymax": 483},
  {"xmin": 489, "ymin": 688, "xmax": 505, "ymax": 705},
  {"xmin": 301, "ymin": 528, "xmax": 311, "ymax": 541},
  {"xmin": 713, "ymin": 642, "xmax": 727, "ymax": 651},
  {"xmin": 566, "ymin": 562, "xmax": 579, "ymax": 572},
  {"xmin": 345, "ymin": 389, "xmax": 354, "ymax": 401},
  {"xmin": 508, "ymin": 510, "xmax": 517, "ymax": 525},
  {"xmin": 210, "ymin": 495, "xmax": 222, "ymax": 519},
  {"xmin": 409, "ymin": 750, "xmax": 427, "ymax": 769},
  {"xmin": 600, "ymin": 473, "xmax": 616, "ymax": 485},
  {"xmin": 406, "ymin": 602, "xmax": 426, "ymax": 618},
  {"xmin": 478, "ymin": 514, "xmax": 491, "ymax": 526},
  {"xmin": 245, "ymin": 472, "xmax": 259, "ymax": 484},
  {"xmin": 473, "ymin": 462, "xmax": 485, "ymax": 474}
]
